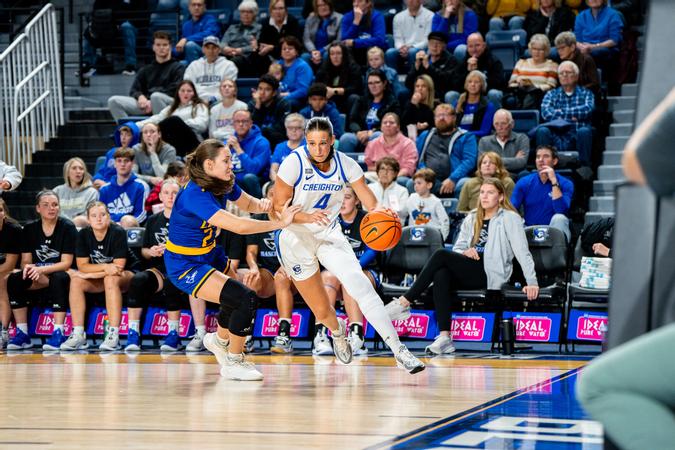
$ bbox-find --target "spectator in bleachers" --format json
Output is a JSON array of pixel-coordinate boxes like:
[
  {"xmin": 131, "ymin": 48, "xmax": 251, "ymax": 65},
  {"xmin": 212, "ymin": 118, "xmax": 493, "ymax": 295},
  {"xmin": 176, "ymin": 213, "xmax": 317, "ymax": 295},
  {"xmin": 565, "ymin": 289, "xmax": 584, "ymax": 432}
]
[
  {"xmin": 405, "ymin": 31, "xmax": 460, "ymax": 103},
  {"xmin": 0, "ymin": 159, "xmax": 23, "ymax": 192},
  {"xmin": 184, "ymin": 36, "xmax": 238, "ymax": 105},
  {"xmin": 303, "ymin": 0, "xmax": 343, "ymax": 67},
  {"xmin": 249, "ymin": 75, "xmax": 292, "ymax": 148},
  {"xmin": 450, "ymin": 32, "xmax": 505, "ymax": 106},
  {"xmin": 364, "ymin": 112, "xmax": 418, "ymax": 185},
  {"xmin": 270, "ymin": 114, "xmax": 306, "ymax": 182},
  {"xmin": 228, "ymin": 109, "xmax": 272, "ymax": 199},
  {"xmin": 395, "ymin": 177, "xmax": 538, "ymax": 355},
  {"xmin": 299, "ymin": 83, "xmax": 344, "ymax": 138},
  {"xmin": 536, "ymin": 61, "xmax": 594, "ymax": 166},
  {"xmin": 455, "ymin": 70, "xmax": 498, "ymax": 138},
  {"xmin": 414, "ymin": 103, "xmax": 478, "ymax": 197},
  {"xmin": 0, "ymin": 199, "xmax": 21, "ymax": 350},
  {"xmin": 144, "ymin": 161, "xmax": 186, "ymax": 214},
  {"xmin": 478, "ymin": 108, "xmax": 530, "ymax": 173},
  {"xmin": 504, "ymin": 33, "xmax": 558, "ymax": 110},
  {"xmin": 340, "ymin": 70, "xmax": 401, "ymax": 153},
  {"xmin": 132, "ymin": 123, "xmax": 178, "ymax": 187},
  {"xmin": 523, "ymin": 0, "xmax": 575, "ymax": 44},
  {"xmin": 405, "ymin": 168, "xmax": 450, "ymax": 239},
  {"xmin": 315, "ymin": 184, "xmax": 382, "ymax": 355},
  {"xmin": 366, "ymin": 47, "xmax": 408, "ymax": 101},
  {"xmin": 137, "ymin": 80, "xmax": 209, "ymax": 157},
  {"xmin": 93, "ymin": 122, "xmax": 141, "ymax": 189},
  {"xmin": 209, "ymin": 79, "xmax": 248, "ymax": 141},
  {"xmin": 278, "ymin": 36, "xmax": 315, "ymax": 111},
  {"xmin": 431, "ymin": 0, "xmax": 479, "ymax": 59},
  {"xmin": 53, "ymin": 158, "xmax": 100, "ymax": 228},
  {"xmin": 402, "ymin": 74, "xmax": 436, "ymax": 140},
  {"xmin": 5, "ymin": 191, "xmax": 77, "ymax": 351},
  {"xmin": 487, "ymin": 0, "xmax": 535, "ymax": 31},
  {"xmin": 257, "ymin": 0, "xmax": 304, "ymax": 76},
  {"xmin": 315, "ymin": 42, "xmax": 364, "ymax": 113},
  {"xmin": 511, "ymin": 145, "xmax": 573, "ymax": 241},
  {"xmin": 386, "ymin": 0, "xmax": 434, "ymax": 73},
  {"xmin": 368, "ymin": 156, "xmax": 410, "ymax": 219},
  {"xmin": 554, "ymin": 31, "xmax": 600, "ymax": 96},
  {"xmin": 108, "ymin": 31, "xmax": 185, "ymax": 120},
  {"xmin": 108, "ymin": 31, "xmax": 185, "ymax": 122},
  {"xmin": 80, "ymin": 0, "xmax": 148, "ymax": 77},
  {"xmin": 98, "ymin": 148, "xmax": 149, "ymax": 226},
  {"xmin": 574, "ymin": 0, "xmax": 623, "ymax": 72},
  {"xmin": 340, "ymin": 0, "xmax": 388, "ymax": 66},
  {"xmin": 303, "ymin": 0, "xmax": 352, "ymax": 16},
  {"xmin": 60, "ymin": 202, "xmax": 139, "ymax": 351},
  {"xmin": 125, "ymin": 179, "xmax": 185, "ymax": 352},
  {"xmin": 458, "ymin": 151, "xmax": 515, "ymax": 211},
  {"xmin": 174, "ymin": 0, "xmax": 221, "ymax": 64},
  {"xmin": 220, "ymin": 1, "xmax": 263, "ymax": 78}
]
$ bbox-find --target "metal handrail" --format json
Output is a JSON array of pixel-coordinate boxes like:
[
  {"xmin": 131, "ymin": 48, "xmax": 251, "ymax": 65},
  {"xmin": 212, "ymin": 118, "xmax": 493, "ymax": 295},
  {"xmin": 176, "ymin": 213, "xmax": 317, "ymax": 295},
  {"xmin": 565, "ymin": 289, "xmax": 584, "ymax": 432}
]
[{"xmin": 0, "ymin": 3, "xmax": 64, "ymax": 173}]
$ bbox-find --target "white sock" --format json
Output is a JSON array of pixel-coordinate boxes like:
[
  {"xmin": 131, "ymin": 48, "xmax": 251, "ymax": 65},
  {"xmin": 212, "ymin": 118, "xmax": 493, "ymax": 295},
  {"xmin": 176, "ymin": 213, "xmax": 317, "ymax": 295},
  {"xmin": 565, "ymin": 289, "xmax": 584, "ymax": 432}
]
[
  {"xmin": 168, "ymin": 320, "xmax": 179, "ymax": 332},
  {"xmin": 73, "ymin": 326, "xmax": 85, "ymax": 335},
  {"xmin": 53, "ymin": 323, "xmax": 64, "ymax": 332},
  {"xmin": 128, "ymin": 320, "xmax": 140, "ymax": 332},
  {"xmin": 17, "ymin": 323, "xmax": 28, "ymax": 334},
  {"xmin": 195, "ymin": 325, "xmax": 206, "ymax": 336},
  {"xmin": 215, "ymin": 334, "xmax": 229, "ymax": 348}
]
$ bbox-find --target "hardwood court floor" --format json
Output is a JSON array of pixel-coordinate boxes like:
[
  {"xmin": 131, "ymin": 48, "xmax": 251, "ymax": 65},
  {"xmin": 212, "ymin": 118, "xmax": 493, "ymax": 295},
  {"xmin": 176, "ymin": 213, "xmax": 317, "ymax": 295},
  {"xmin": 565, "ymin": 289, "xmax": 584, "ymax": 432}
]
[{"xmin": 0, "ymin": 352, "xmax": 587, "ymax": 449}]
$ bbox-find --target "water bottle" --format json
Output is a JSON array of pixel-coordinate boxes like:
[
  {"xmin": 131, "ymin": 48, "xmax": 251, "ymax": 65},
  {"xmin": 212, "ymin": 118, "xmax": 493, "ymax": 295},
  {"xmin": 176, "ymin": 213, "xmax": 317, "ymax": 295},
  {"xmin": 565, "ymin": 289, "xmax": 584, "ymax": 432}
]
[
  {"xmin": 501, "ymin": 318, "xmax": 515, "ymax": 356},
  {"xmin": 102, "ymin": 314, "xmax": 109, "ymax": 341}
]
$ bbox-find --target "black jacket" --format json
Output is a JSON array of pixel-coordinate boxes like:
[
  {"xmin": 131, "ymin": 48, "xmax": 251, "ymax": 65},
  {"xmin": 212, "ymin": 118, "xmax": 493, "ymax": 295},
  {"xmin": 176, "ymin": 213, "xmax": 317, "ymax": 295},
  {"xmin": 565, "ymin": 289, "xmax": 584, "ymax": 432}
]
[
  {"xmin": 455, "ymin": 48, "xmax": 505, "ymax": 91},
  {"xmin": 523, "ymin": 7, "xmax": 576, "ymax": 42},
  {"xmin": 406, "ymin": 50, "xmax": 460, "ymax": 100},
  {"xmin": 259, "ymin": 15, "xmax": 304, "ymax": 60},
  {"xmin": 129, "ymin": 59, "xmax": 185, "ymax": 99},
  {"xmin": 456, "ymin": 96, "xmax": 490, "ymax": 134},
  {"xmin": 347, "ymin": 91, "xmax": 400, "ymax": 133},
  {"xmin": 248, "ymin": 96, "xmax": 292, "ymax": 138},
  {"xmin": 316, "ymin": 61, "xmax": 364, "ymax": 113},
  {"xmin": 401, "ymin": 103, "xmax": 435, "ymax": 136}
]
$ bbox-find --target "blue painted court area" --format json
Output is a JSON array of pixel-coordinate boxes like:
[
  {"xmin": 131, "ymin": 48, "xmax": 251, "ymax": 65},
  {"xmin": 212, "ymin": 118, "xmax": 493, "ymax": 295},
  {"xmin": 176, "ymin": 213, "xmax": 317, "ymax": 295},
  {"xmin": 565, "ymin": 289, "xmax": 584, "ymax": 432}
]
[{"xmin": 371, "ymin": 368, "xmax": 602, "ymax": 449}]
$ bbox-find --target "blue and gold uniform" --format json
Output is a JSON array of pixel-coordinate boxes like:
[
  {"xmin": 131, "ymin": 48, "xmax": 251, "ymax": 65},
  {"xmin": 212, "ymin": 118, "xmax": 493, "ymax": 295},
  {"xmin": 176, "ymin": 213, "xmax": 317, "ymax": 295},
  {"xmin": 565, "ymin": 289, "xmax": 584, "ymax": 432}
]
[{"xmin": 164, "ymin": 180, "xmax": 242, "ymax": 296}]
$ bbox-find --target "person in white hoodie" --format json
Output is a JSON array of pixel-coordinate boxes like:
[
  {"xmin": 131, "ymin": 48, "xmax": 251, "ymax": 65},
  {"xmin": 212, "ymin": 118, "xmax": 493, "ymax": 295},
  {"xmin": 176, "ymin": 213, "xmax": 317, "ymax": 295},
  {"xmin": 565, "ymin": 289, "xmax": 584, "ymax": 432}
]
[
  {"xmin": 52, "ymin": 157, "xmax": 99, "ymax": 228},
  {"xmin": 208, "ymin": 78, "xmax": 248, "ymax": 141},
  {"xmin": 184, "ymin": 35, "xmax": 238, "ymax": 105},
  {"xmin": 405, "ymin": 168, "xmax": 450, "ymax": 240},
  {"xmin": 137, "ymin": 79, "xmax": 209, "ymax": 157},
  {"xmin": 0, "ymin": 160, "xmax": 22, "ymax": 192}
]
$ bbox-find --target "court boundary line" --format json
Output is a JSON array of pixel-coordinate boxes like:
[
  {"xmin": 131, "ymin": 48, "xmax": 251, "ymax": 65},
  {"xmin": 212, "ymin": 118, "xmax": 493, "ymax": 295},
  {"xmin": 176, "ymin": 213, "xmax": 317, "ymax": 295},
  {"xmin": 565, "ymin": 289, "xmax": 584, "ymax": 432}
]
[{"xmin": 365, "ymin": 367, "xmax": 583, "ymax": 449}]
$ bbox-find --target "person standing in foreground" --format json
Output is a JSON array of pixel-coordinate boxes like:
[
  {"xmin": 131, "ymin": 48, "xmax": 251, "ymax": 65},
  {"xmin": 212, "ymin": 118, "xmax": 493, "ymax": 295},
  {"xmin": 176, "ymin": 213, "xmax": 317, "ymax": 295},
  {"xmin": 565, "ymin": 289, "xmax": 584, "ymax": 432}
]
[
  {"xmin": 163, "ymin": 139, "xmax": 300, "ymax": 381},
  {"xmin": 272, "ymin": 117, "xmax": 425, "ymax": 374}
]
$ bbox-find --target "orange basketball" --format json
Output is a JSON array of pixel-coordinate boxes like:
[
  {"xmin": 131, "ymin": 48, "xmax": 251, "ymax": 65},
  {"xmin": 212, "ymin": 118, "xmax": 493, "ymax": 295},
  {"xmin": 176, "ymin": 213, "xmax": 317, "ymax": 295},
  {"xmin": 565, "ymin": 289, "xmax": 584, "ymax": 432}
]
[{"xmin": 360, "ymin": 210, "xmax": 402, "ymax": 251}]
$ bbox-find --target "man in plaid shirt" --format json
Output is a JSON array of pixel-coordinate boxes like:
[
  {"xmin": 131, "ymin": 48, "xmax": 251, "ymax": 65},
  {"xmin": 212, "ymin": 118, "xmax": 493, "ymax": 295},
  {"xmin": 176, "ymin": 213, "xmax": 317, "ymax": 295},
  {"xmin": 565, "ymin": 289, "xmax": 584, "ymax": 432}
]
[{"xmin": 536, "ymin": 61, "xmax": 595, "ymax": 166}]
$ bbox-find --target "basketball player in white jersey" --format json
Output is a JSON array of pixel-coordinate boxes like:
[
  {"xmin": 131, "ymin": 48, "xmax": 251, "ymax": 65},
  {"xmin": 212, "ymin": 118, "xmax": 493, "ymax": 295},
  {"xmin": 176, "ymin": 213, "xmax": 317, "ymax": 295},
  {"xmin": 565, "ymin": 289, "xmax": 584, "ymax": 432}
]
[{"xmin": 273, "ymin": 117, "xmax": 425, "ymax": 373}]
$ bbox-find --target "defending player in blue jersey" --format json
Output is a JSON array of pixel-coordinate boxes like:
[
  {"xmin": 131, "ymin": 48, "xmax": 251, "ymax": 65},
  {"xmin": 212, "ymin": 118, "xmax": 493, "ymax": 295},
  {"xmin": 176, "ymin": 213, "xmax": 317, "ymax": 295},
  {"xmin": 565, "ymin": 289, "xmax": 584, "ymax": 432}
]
[{"xmin": 164, "ymin": 139, "xmax": 300, "ymax": 381}]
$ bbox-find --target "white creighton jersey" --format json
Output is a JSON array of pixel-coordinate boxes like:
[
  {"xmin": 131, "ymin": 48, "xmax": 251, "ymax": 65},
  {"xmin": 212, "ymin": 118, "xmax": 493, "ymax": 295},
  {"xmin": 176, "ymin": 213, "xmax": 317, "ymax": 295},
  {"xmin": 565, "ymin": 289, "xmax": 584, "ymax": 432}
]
[{"xmin": 277, "ymin": 146, "xmax": 364, "ymax": 235}]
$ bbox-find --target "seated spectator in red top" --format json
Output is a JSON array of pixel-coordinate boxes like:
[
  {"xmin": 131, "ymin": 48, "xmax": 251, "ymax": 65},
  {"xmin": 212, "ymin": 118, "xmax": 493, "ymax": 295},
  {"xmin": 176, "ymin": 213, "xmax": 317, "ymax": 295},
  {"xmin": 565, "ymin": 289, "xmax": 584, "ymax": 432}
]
[
  {"xmin": 364, "ymin": 112, "xmax": 418, "ymax": 185},
  {"xmin": 174, "ymin": 0, "xmax": 221, "ymax": 64}
]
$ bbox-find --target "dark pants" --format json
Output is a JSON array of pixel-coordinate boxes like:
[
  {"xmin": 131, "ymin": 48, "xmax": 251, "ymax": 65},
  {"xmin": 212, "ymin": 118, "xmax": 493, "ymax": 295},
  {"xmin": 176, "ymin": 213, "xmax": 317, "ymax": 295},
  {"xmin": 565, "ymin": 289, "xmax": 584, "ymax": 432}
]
[{"xmin": 405, "ymin": 248, "xmax": 487, "ymax": 331}]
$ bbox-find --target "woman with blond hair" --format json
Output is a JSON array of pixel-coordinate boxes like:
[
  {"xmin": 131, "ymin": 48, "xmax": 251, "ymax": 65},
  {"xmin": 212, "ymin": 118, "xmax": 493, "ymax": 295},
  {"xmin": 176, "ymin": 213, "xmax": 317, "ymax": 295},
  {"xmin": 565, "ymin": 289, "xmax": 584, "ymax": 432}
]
[
  {"xmin": 505, "ymin": 33, "xmax": 558, "ymax": 109},
  {"xmin": 401, "ymin": 74, "xmax": 436, "ymax": 140},
  {"xmin": 458, "ymin": 151, "xmax": 515, "ymax": 211},
  {"xmin": 53, "ymin": 157, "xmax": 99, "ymax": 228},
  {"xmin": 394, "ymin": 177, "xmax": 538, "ymax": 355},
  {"xmin": 455, "ymin": 70, "xmax": 497, "ymax": 138}
]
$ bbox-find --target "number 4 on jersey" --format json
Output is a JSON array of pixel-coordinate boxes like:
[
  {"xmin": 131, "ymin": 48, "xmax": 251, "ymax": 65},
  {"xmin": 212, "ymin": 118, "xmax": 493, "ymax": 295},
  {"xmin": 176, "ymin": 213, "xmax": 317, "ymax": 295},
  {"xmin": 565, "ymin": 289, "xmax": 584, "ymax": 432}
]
[{"xmin": 313, "ymin": 194, "xmax": 331, "ymax": 209}]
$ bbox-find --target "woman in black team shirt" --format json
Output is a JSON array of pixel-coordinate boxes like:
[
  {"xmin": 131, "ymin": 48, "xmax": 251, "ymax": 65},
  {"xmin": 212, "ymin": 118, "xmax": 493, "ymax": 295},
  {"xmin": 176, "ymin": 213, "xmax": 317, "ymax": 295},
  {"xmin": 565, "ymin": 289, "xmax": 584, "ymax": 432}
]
[
  {"xmin": 125, "ymin": 179, "xmax": 185, "ymax": 352},
  {"xmin": 0, "ymin": 198, "xmax": 22, "ymax": 350},
  {"xmin": 6, "ymin": 191, "xmax": 77, "ymax": 351},
  {"xmin": 61, "ymin": 202, "xmax": 139, "ymax": 352}
]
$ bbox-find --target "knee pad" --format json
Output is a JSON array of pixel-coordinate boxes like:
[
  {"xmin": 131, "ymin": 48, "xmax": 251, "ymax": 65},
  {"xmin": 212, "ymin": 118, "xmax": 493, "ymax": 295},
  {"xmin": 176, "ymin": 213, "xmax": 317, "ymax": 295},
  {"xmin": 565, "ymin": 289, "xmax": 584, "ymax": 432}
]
[
  {"xmin": 162, "ymin": 281, "xmax": 186, "ymax": 312},
  {"xmin": 48, "ymin": 271, "xmax": 70, "ymax": 312},
  {"xmin": 7, "ymin": 272, "xmax": 32, "ymax": 309},
  {"xmin": 127, "ymin": 271, "xmax": 159, "ymax": 309},
  {"xmin": 218, "ymin": 278, "xmax": 259, "ymax": 337}
]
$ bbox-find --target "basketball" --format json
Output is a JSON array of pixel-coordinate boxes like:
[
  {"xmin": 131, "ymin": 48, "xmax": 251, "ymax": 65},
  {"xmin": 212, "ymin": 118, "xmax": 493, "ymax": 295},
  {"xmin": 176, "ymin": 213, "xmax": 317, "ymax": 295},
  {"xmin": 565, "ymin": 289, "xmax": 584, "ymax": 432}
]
[{"xmin": 359, "ymin": 210, "xmax": 402, "ymax": 251}]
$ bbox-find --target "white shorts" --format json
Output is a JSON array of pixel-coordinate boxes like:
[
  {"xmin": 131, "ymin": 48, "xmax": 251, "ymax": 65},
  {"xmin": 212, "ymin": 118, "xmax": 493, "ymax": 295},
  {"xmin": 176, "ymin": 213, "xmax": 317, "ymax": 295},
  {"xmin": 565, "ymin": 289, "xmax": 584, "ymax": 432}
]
[{"xmin": 276, "ymin": 225, "xmax": 360, "ymax": 281}]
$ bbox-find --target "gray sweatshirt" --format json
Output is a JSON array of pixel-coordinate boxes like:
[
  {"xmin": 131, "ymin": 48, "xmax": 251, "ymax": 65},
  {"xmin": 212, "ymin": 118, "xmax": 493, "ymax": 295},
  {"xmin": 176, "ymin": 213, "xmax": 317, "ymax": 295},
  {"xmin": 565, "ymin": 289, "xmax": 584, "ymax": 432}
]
[
  {"xmin": 132, "ymin": 143, "xmax": 177, "ymax": 184},
  {"xmin": 52, "ymin": 183, "xmax": 99, "ymax": 219},
  {"xmin": 453, "ymin": 208, "xmax": 538, "ymax": 289},
  {"xmin": 0, "ymin": 160, "xmax": 23, "ymax": 191}
]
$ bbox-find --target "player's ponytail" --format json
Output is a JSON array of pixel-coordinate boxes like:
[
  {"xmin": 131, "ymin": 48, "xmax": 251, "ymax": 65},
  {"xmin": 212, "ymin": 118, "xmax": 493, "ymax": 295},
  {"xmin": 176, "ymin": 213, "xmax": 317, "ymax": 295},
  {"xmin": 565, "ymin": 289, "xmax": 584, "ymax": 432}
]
[{"xmin": 186, "ymin": 139, "xmax": 234, "ymax": 197}]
